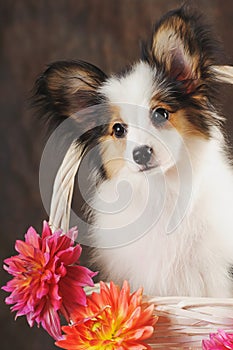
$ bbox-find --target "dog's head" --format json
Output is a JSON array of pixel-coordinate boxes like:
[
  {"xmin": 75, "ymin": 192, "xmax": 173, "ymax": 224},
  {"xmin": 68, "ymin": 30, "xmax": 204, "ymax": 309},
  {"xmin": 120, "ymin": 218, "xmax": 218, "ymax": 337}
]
[{"xmin": 34, "ymin": 7, "xmax": 223, "ymax": 181}]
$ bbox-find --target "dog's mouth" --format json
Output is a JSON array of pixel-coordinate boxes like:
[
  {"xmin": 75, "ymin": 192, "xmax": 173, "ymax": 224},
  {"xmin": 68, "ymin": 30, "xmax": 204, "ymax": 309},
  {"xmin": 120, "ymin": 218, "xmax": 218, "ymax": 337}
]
[{"xmin": 139, "ymin": 163, "xmax": 159, "ymax": 172}]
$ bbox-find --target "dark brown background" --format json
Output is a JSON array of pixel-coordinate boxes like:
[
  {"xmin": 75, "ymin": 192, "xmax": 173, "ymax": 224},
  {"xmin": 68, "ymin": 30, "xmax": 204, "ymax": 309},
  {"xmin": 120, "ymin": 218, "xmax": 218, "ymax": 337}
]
[{"xmin": 0, "ymin": 1, "xmax": 232, "ymax": 349}]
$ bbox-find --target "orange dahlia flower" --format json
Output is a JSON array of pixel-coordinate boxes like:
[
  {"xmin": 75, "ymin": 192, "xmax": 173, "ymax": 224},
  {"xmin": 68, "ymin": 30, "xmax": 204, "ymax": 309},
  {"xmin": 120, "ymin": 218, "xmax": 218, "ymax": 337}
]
[{"xmin": 56, "ymin": 280, "xmax": 157, "ymax": 350}]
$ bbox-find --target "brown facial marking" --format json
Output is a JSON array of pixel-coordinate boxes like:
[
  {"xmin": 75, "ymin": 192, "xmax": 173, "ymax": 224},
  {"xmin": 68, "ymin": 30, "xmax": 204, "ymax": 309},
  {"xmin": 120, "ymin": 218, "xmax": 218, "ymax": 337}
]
[
  {"xmin": 168, "ymin": 109, "xmax": 209, "ymax": 139},
  {"xmin": 150, "ymin": 100, "xmax": 209, "ymax": 139},
  {"xmin": 99, "ymin": 105, "xmax": 127, "ymax": 179}
]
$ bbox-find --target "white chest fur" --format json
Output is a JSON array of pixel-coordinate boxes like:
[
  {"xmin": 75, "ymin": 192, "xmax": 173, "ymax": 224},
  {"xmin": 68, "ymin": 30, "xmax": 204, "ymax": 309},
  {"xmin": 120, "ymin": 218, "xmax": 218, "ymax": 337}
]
[{"xmin": 91, "ymin": 142, "xmax": 233, "ymax": 297}]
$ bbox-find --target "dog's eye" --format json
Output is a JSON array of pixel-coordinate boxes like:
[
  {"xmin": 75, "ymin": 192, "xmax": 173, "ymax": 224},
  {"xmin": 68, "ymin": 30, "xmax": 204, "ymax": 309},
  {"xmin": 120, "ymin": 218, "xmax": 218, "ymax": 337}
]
[
  {"xmin": 151, "ymin": 108, "xmax": 169, "ymax": 126},
  {"xmin": 112, "ymin": 123, "xmax": 127, "ymax": 138}
]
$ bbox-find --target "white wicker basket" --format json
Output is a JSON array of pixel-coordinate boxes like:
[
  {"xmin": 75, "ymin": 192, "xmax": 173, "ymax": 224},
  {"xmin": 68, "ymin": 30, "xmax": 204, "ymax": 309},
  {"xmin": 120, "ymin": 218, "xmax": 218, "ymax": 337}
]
[
  {"xmin": 85, "ymin": 285, "xmax": 233, "ymax": 349},
  {"xmin": 147, "ymin": 296, "xmax": 233, "ymax": 349}
]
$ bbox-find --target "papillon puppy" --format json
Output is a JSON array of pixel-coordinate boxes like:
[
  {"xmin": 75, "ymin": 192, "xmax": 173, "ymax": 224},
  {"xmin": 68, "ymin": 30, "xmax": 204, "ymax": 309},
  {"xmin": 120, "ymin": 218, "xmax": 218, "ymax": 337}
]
[{"xmin": 34, "ymin": 6, "xmax": 233, "ymax": 297}]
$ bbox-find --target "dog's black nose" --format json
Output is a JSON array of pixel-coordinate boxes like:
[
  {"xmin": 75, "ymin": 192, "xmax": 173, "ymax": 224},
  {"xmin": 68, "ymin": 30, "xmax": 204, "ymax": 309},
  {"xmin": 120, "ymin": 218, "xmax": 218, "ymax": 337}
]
[{"xmin": 133, "ymin": 145, "xmax": 153, "ymax": 166}]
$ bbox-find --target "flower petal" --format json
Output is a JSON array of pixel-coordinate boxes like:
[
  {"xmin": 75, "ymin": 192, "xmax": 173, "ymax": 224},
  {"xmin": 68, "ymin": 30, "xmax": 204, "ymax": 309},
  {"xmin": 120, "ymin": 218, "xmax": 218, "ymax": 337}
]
[
  {"xmin": 42, "ymin": 221, "xmax": 52, "ymax": 240},
  {"xmin": 25, "ymin": 226, "xmax": 41, "ymax": 249},
  {"xmin": 57, "ymin": 246, "xmax": 82, "ymax": 265},
  {"xmin": 202, "ymin": 329, "xmax": 233, "ymax": 350},
  {"xmin": 15, "ymin": 240, "xmax": 34, "ymax": 257},
  {"xmin": 41, "ymin": 306, "xmax": 62, "ymax": 340},
  {"xmin": 64, "ymin": 265, "xmax": 97, "ymax": 287}
]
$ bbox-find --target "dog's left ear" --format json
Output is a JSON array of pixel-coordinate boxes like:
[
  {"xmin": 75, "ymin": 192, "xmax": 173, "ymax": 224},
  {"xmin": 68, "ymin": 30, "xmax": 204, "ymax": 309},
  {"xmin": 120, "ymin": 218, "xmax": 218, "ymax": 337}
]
[{"xmin": 146, "ymin": 7, "xmax": 218, "ymax": 93}]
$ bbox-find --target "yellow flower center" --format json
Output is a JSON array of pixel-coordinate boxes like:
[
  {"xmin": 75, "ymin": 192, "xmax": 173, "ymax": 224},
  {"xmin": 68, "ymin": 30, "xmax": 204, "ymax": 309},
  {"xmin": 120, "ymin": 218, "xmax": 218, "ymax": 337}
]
[
  {"xmin": 88, "ymin": 308, "xmax": 124, "ymax": 348},
  {"xmin": 21, "ymin": 256, "xmax": 46, "ymax": 287}
]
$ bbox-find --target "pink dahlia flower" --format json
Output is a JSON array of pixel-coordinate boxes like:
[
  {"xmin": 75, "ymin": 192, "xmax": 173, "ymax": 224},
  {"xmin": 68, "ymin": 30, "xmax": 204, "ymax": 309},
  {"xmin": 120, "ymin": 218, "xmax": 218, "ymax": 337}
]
[
  {"xmin": 202, "ymin": 329, "xmax": 233, "ymax": 350},
  {"xmin": 2, "ymin": 221, "xmax": 97, "ymax": 340}
]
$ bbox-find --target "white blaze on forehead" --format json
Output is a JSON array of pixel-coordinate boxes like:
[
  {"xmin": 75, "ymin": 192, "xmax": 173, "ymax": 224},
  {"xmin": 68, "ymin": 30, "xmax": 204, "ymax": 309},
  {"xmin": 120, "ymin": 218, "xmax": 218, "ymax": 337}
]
[
  {"xmin": 99, "ymin": 60, "xmax": 183, "ymax": 173},
  {"xmin": 99, "ymin": 61, "xmax": 156, "ymax": 137},
  {"xmin": 99, "ymin": 61, "xmax": 155, "ymax": 108},
  {"xmin": 99, "ymin": 61, "xmax": 157, "ymax": 172}
]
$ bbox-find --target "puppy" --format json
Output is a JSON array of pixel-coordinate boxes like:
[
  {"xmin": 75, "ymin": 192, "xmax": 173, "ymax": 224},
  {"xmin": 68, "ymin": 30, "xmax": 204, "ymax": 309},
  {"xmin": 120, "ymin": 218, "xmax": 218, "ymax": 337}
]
[{"xmin": 34, "ymin": 6, "xmax": 233, "ymax": 297}]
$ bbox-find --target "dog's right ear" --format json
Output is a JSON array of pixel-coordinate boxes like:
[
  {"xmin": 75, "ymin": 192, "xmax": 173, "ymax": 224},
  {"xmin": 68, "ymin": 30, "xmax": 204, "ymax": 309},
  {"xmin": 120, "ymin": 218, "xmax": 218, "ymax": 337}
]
[
  {"xmin": 33, "ymin": 60, "xmax": 107, "ymax": 128},
  {"xmin": 142, "ymin": 6, "xmax": 220, "ymax": 96}
]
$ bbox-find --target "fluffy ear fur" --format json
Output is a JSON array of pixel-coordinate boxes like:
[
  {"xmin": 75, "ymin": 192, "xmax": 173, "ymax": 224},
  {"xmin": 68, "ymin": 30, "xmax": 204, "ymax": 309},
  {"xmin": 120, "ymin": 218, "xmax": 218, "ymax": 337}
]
[
  {"xmin": 143, "ymin": 6, "xmax": 220, "ymax": 94},
  {"xmin": 33, "ymin": 60, "xmax": 107, "ymax": 128}
]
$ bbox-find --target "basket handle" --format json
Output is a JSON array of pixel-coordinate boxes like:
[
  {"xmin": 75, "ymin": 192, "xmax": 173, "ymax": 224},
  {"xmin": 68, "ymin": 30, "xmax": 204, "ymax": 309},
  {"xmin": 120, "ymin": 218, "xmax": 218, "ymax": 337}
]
[{"xmin": 49, "ymin": 141, "xmax": 83, "ymax": 232}]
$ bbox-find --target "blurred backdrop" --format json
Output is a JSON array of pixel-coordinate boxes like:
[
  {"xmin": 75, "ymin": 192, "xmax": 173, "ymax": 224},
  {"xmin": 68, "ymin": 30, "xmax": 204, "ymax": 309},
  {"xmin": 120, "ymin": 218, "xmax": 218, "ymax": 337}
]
[{"xmin": 0, "ymin": 1, "xmax": 233, "ymax": 349}]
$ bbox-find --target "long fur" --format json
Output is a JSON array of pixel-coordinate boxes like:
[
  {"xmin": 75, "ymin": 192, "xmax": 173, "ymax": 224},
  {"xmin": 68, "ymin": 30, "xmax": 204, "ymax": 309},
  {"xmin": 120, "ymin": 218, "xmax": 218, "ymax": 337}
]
[{"xmin": 33, "ymin": 6, "xmax": 233, "ymax": 297}]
